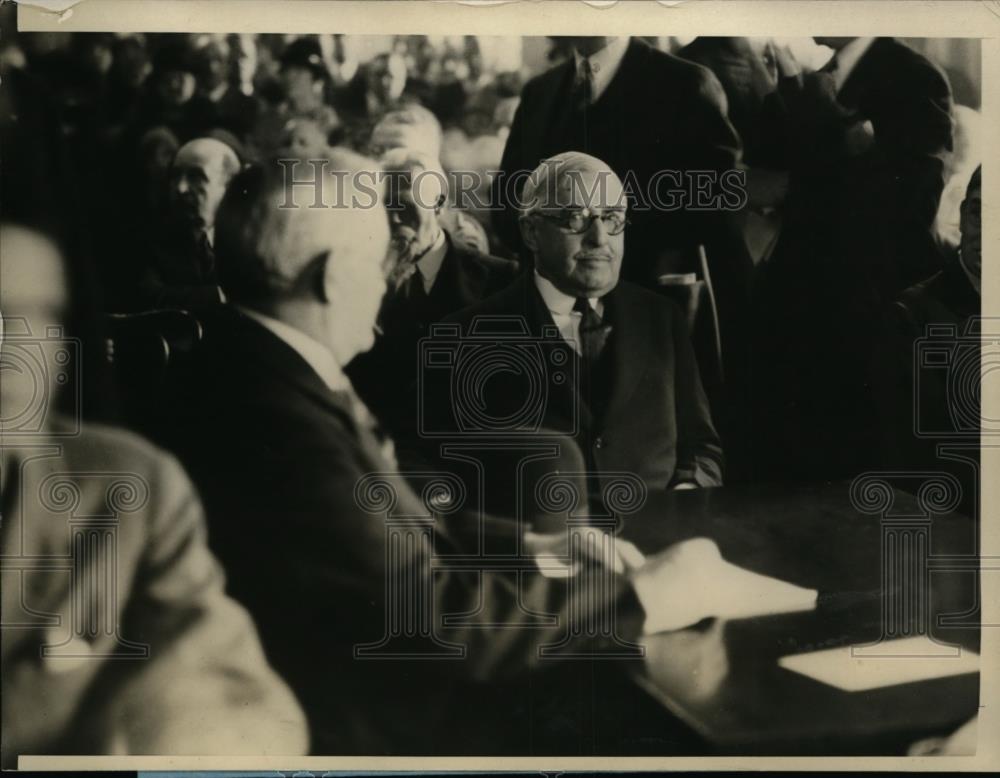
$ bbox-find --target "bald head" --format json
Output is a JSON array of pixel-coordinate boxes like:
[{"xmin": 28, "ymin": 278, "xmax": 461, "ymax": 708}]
[
  {"xmin": 369, "ymin": 105, "xmax": 443, "ymax": 159},
  {"xmin": 519, "ymin": 151, "xmax": 627, "ymax": 298},
  {"xmin": 521, "ymin": 151, "xmax": 625, "ymax": 216},
  {"xmin": 170, "ymin": 137, "xmax": 242, "ymax": 232},
  {"xmin": 215, "ymin": 151, "xmax": 390, "ymax": 363}
]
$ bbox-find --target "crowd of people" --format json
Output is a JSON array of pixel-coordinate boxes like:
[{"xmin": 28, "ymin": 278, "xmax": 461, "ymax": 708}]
[{"xmin": 1, "ymin": 24, "xmax": 983, "ymax": 760}]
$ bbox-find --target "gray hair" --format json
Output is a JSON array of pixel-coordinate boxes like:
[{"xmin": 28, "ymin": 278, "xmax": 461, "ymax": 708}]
[{"xmin": 215, "ymin": 149, "xmax": 387, "ymax": 310}]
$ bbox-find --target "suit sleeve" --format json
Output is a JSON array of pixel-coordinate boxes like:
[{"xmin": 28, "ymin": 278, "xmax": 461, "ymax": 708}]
[
  {"xmin": 84, "ymin": 454, "xmax": 309, "ymax": 756},
  {"xmin": 239, "ymin": 412, "xmax": 645, "ymax": 687},
  {"xmin": 668, "ymin": 302, "xmax": 725, "ymax": 487},
  {"xmin": 681, "ymin": 63, "xmax": 742, "ymax": 173}
]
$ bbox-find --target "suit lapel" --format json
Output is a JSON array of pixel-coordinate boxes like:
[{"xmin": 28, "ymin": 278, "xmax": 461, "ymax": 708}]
[
  {"xmin": 601, "ymin": 284, "xmax": 653, "ymax": 427},
  {"xmin": 428, "ymin": 235, "xmax": 488, "ymax": 318}
]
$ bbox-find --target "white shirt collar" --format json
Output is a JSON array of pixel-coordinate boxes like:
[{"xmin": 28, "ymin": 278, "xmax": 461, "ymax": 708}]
[
  {"xmin": 238, "ymin": 306, "xmax": 352, "ymax": 393},
  {"xmin": 414, "ymin": 229, "xmax": 448, "ymax": 294},
  {"xmin": 533, "ymin": 271, "xmax": 599, "ymax": 315},
  {"xmin": 573, "ymin": 37, "xmax": 630, "ymax": 102},
  {"xmin": 831, "ymin": 37, "xmax": 875, "ymax": 92}
]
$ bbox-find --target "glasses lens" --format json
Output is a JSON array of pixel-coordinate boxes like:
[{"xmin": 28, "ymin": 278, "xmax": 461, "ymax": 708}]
[
  {"xmin": 563, "ymin": 211, "xmax": 588, "ymax": 233},
  {"xmin": 604, "ymin": 212, "xmax": 626, "ymax": 235}
]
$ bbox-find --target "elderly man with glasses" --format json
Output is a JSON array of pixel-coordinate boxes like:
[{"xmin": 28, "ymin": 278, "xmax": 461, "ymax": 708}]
[{"xmin": 419, "ymin": 151, "xmax": 724, "ymax": 510}]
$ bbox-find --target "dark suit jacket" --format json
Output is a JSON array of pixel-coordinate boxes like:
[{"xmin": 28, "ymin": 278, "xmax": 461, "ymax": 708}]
[
  {"xmin": 677, "ymin": 37, "xmax": 779, "ymax": 167},
  {"xmin": 493, "ymin": 38, "xmax": 742, "ymax": 282},
  {"xmin": 153, "ymin": 305, "xmax": 644, "ymax": 754},
  {"xmin": 765, "ymin": 37, "xmax": 953, "ymax": 294},
  {"xmin": 346, "ymin": 232, "xmax": 519, "ymax": 436},
  {"xmin": 751, "ymin": 38, "xmax": 954, "ymax": 480},
  {"xmin": 871, "ymin": 261, "xmax": 980, "ymax": 519},
  {"xmin": 419, "ymin": 275, "xmax": 724, "ymax": 507}
]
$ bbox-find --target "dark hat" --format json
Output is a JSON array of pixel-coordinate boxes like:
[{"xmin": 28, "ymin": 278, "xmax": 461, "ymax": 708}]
[{"xmin": 280, "ymin": 36, "xmax": 327, "ymax": 80}]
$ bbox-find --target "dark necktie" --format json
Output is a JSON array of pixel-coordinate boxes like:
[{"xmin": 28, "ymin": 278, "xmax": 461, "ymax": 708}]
[
  {"xmin": 572, "ymin": 57, "xmax": 595, "ymax": 113},
  {"xmin": 404, "ymin": 266, "xmax": 427, "ymax": 302},
  {"xmin": 573, "ymin": 296, "xmax": 611, "ymax": 364}
]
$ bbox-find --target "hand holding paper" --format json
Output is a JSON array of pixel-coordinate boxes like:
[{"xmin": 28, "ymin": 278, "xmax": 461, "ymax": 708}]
[{"xmin": 630, "ymin": 537, "xmax": 818, "ymax": 634}]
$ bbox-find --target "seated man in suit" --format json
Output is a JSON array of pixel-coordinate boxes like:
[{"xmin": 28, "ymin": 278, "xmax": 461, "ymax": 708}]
[
  {"xmin": 872, "ymin": 166, "xmax": 981, "ymax": 519},
  {"xmin": 138, "ymin": 135, "xmax": 242, "ymax": 310},
  {"xmin": 346, "ymin": 146, "xmax": 518, "ymax": 435},
  {"xmin": 1, "ymin": 223, "xmax": 307, "ymax": 766},
  {"xmin": 421, "ymin": 151, "xmax": 724, "ymax": 511},
  {"xmin": 153, "ymin": 151, "xmax": 708, "ymax": 755}
]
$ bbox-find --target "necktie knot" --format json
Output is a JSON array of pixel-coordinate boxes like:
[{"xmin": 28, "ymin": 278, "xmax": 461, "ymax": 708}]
[
  {"xmin": 574, "ymin": 296, "xmax": 601, "ymax": 328},
  {"xmin": 573, "ymin": 296, "xmax": 611, "ymax": 365}
]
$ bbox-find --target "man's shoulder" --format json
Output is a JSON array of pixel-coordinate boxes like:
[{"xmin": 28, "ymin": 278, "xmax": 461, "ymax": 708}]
[
  {"xmin": 520, "ymin": 57, "xmax": 572, "ymax": 101},
  {"xmin": 54, "ymin": 419, "xmax": 185, "ymax": 477},
  {"xmin": 615, "ymin": 279, "xmax": 681, "ymax": 316},
  {"xmin": 868, "ymin": 38, "xmax": 950, "ymax": 92},
  {"xmin": 444, "ymin": 273, "xmax": 527, "ymax": 326},
  {"xmin": 452, "ymin": 242, "xmax": 521, "ymax": 282},
  {"xmin": 630, "ymin": 39, "xmax": 720, "ymax": 88}
]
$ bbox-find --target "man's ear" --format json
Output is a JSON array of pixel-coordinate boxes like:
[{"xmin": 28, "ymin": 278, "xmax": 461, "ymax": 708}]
[
  {"xmin": 314, "ymin": 250, "xmax": 335, "ymax": 304},
  {"xmin": 518, "ymin": 214, "xmax": 539, "ymax": 253}
]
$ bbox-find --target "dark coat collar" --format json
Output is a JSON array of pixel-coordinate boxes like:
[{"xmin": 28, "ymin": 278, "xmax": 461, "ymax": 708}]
[{"xmin": 203, "ymin": 305, "xmax": 358, "ymax": 426}]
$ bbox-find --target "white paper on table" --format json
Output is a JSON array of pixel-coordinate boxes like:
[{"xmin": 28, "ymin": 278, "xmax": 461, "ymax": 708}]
[
  {"xmin": 635, "ymin": 537, "xmax": 818, "ymax": 634},
  {"xmin": 779, "ymin": 636, "xmax": 980, "ymax": 691}
]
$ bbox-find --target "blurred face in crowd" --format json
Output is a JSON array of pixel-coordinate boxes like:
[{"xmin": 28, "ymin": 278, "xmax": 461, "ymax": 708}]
[
  {"xmin": 112, "ymin": 37, "xmax": 152, "ymax": 90},
  {"xmin": 282, "ymin": 65, "xmax": 323, "ymax": 113},
  {"xmin": 382, "ymin": 152, "xmax": 446, "ymax": 271},
  {"xmin": 520, "ymin": 155, "xmax": 627, "ymax": 299},
  {"xmin": 139, "ymin": 126, "xmax": 180, "ymax": 208},
  {"xmin": 232, "ymin": 34, "xmax": 258, "ymax": 89},
  {"xmin": 367, "ymin": 54, "xmax": 406, "ymax": 104},
  {"xmin": 197, "ymin": 38, "xmax": 230, "ymax": 93},
  {"xmin": 169, "ymin": 138, "xmax": 240, "ymax": 232},
  {"xmin": 158, "ymin": 67, "xmax": 197, "ymax": 107},
  {"xmin": 283, "ymin": 118, "xmax": 329, "ymax": 158},
  {"xmin": 440, "ymin": 54, "xmax": 469, "ymax": 83},
  {"xmin": 959, "ymin": 172, "xmax": 982, "ymax": 290},
  {"xmin": 79, "ymin": 36, "xmax": 114, "ymax": 75},
  {"xmin": 0, "ymin": 226, "xmax": 69, "ymax": 433}
]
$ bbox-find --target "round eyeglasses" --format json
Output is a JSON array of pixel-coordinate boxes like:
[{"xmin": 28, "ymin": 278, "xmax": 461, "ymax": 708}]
[{"xmin": 534, "ymin": 208, "xmax": 629, "ymax": 236}]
